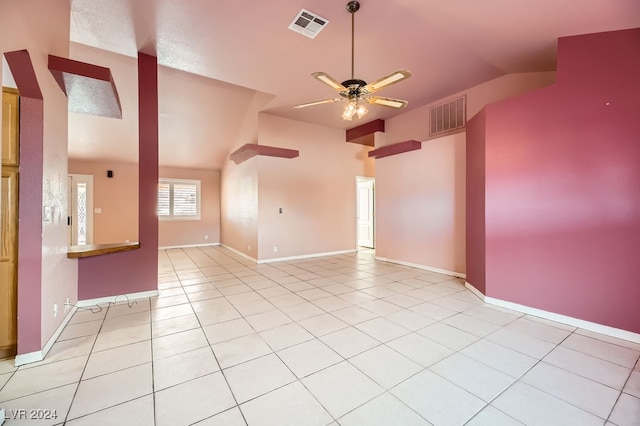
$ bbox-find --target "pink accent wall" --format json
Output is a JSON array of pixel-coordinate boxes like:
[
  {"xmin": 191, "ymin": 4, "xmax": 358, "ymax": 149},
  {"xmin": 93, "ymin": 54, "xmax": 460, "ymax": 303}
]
[
  {"xmin": 465, "ymin": 109, "xmax": 486, "ymax": 293},
  {"xmin": 77, "ymin": 53, "xmax": 159, "ymax": 300},
  {"xmin": 256, "ymin": 113, "xmax": 372, "ymax": 261},
  {"xmin": 158, "ymin": 166, "xmax": 221, "ymax": 247},
  {"xmin": 68, "ymin": 160, "xmax": 139, "ymax": 243},
  {"xmin": 467, "ymin": 28, "xmax": 640, "ymax": 333},
  {"xmin": 2, "ymin": 0, "xmax": 77, "ymax": 354},
  {"xmin": 377, "ymin": 72, "xmax": 555, "ymax": 275}
]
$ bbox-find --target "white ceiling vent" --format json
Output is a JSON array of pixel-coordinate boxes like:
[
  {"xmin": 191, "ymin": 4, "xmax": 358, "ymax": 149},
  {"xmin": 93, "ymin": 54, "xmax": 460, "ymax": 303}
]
[
  {"xmin": 288, "ymin": 9, "xmax": 329, "ymax": 39},
  {"xmin": 430, "ymin": 95, "xmax": 466, "ymax": 137}
]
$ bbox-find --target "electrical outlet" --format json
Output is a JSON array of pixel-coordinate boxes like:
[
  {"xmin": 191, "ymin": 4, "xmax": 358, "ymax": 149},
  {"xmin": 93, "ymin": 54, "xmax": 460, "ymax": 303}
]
[
  {"xmin": 273, "ymin": 246, "xmax": 278, "ymax": 253},
  {"xmin": 64, "ymin": 297, "xmax": 71, "ymax": 312},
  {"xmin": 204, "ymin": 235, "xmax": 208, "ymax": 240},
  {"xmin": 53, "ymin": 304, "xmax": 58, "ymax": 317}
]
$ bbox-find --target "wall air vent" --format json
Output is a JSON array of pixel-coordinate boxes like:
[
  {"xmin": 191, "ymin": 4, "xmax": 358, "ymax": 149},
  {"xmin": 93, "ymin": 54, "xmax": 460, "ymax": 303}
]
[
  {"xmin": 429, "ymin": 95, "xmax": 466, "ymax": 137},
  {"xmin": 288, "ymin": 9, "xmax": 329, "ymax": 39}
]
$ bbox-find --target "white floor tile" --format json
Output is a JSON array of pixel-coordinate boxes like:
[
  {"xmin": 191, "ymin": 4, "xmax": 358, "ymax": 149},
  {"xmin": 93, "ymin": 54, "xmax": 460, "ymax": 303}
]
[
  {"xmin": 417, "ymin": 322, "xmax": 478, "ymax": 351},
  {"xmin": 349, "ymin": 345, "xmax": 422, "ymax": 389},
  {"xmin": 240, "ymin": 381, "xmax": 332, "ymax": 426},
  {"xmin": 277, "ymin": 339, "xmax": 343, "ymax": 378},
  {"xmin": 194, "ymin": 407, "xmax": 246, "ymax": 425},
  {"xmin": 624, "ymin": 370, "xmax": 640, "ymax": 398},
  {"xmin": 460, "ymin": 340, "xmax": 537, "ymax": 378},
  {"xmin": 493, "ymin": 382, "xmax": 603, "ymax": 426},
  {"xmin": 66, "ymin": 395, "xmax": 154, "ymax": 426},
  {"xmin": 387, "ymin": 333, "xmax": 453, "ymax": 367},
  {"xmin": 391, "ymin": 369, "xmax": 485, "ymax": 425},
  {"xmin": 211, "ymin": 333, "xmax": 273, "ymax": 369},
  {"xmin": 338, "ymin": 392, "xmax": 431, "ymax": 426},
  {"xmin": 245, "ymin": 309, "xmax": 292, "ymax": 332},
  {"xmin": 561, "ymin": 333, "xmax": 640, "ymax": 368},
  {"xmin": 608, "ymin": 392, "xmax": 640, "ymax": 426},
  {"xmin": 466, "ymin": 406, "xmax": 524, "ymax": 425},
  {"xmin": 155, "ymin": 373, "xmax": 236, "ymax": 426},
  {"xmin": 0, "ymin": 383, "xmax": 76, "ymax": 426},
  {"xmin": 152, "ymin": 313, "xmax": 201, "ymax": 338},
  {"xmin": 224, "ymin": 353, "xmax": 296, "ymax": 403},
  {"xmin": 319, "ymin": 327, "xmax": 379, "ymax": 358},
  {"xmin": 486, "ymin": 328, "xmax": 557, "ymax": 359},
  {"xmin": 68, "ymin": 363, "xmax": 152, "ymax": 419},
  {"xmin": 385, "ymin": 310, "xmax": 435, "ymax": 331},
  {"xmin": 302, "ymin": 361, "xmax": 384, "ymax": 418},
  {"xmin": 355, "ymin": 317, "xmax": 411, "ymax": 342},
  {"xmin": 152, "ymin": 328, "xmax": 209, "ymax": 359},
  {"xmin": 543, "ymin": 345, "xmax": 631, "ymax": 389},
  {"xmin": 83, "ymin": 340, "xmax": 151, "ymax": 379},
  {"xmin": 258, "ymin": 322, "xmax": 314, "ymax": 351},
  {"xmin": 203, "ymin": 318, "xmax": 254, "ymax": 344},
  {"xmin": 430, "ymin": 352, "xmax": 515, "ymax": 402},
  {"xmin": 154, "ymin": 346, "xmax": 219, "ymax": 390},
  {"xmin": 299, "ymin": 313, "xmax": 349, "ymax": 337},
  {"xmin": 331, "ymin": 306, "xmax": 378, "ymax": 325}
]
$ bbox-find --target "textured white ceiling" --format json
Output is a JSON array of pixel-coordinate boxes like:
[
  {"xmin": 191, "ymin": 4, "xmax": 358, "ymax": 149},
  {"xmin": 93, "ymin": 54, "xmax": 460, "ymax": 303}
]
[{"xmin": 67, "ymin": 0, "xmax": 640, "ymax": 169}]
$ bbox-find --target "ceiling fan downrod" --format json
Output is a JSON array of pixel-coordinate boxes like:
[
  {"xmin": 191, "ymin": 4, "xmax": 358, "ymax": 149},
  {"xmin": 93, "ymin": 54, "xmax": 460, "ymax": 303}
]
[{"xmin": 343, "ymin": 1, "xmax": 366, "ymax": 89}]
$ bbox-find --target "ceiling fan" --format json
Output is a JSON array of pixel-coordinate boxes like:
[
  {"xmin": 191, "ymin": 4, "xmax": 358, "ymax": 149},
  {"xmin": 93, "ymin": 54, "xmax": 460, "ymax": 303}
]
[{"xmin": 294, "ymin": 1, "xmax": 411, "ymax": 121}]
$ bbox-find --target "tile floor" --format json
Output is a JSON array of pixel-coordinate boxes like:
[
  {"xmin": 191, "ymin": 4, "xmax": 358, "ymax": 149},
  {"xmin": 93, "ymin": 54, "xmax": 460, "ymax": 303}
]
[{"xmin": 1, "ymin": 246, "xmax": 639, "ymax": 425}]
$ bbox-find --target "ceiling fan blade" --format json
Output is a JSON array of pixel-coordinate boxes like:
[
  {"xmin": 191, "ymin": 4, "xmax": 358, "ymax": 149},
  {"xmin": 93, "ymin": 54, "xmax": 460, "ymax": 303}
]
[
  {"xmin": 294, "ymin": 98, "xmax": 344, "ymax": 109},
  {"xmin": 312, "ymin": 72, "xmax": 348, "ymax": 91},
  {"xmin": 362, "ymin": 70, "xmax": 411, "ymax": 94},
  {"xmin": 367, "ymin": 96, "xmax": 408, "ymax": 109}
]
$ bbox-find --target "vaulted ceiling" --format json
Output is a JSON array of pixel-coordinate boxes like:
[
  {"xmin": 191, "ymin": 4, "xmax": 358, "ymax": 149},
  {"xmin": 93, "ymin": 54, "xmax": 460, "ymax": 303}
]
[{"xmin": 66, "ymin": 0, "xmax": 640, "ymax": 169}]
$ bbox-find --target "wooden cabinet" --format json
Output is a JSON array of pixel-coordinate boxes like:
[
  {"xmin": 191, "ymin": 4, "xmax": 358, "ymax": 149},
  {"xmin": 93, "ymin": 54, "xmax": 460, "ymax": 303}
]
[
  {"xmin": 2, "ymin": 88, "xmax": 19, "ymax": 166},
  {"xmin": 1, "ymin": 88, "xmax": 19, "ymax": 359}
]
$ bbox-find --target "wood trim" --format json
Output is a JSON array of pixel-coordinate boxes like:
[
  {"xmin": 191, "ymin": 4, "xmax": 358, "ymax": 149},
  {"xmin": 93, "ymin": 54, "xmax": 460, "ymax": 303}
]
[
  {"xmin": 68, "ymin": 242, "xmax": 141, "ymax": 258},
  {"xmin": 368, "ymin": 140, "xmax": 421, "ymax": 159},
  {"xmin": 230, "ymin": 143, "xmax": 299, "ymax": 165}
]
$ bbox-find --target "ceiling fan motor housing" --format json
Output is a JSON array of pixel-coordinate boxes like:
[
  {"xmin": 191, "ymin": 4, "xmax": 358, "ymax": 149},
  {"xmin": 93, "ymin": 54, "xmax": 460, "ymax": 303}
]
[{"xmin": 346, "ymin": 1, "xmax": 360, "ymax": 14}]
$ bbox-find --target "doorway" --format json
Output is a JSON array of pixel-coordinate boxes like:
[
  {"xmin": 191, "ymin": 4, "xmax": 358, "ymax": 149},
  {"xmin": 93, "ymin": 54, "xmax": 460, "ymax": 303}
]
[
  {"xmin": 356, "ymin": 176, "xmax": 375, "ymax": 249},
  {"xmin": 68, "ymin": 173, "xmax": 94, "ymax": 246}
]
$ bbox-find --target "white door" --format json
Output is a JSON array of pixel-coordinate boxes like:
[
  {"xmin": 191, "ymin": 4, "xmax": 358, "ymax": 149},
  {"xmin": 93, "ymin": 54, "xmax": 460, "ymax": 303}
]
[
  {"xmin": 357, "ymin": 177, "xmax": 375, "ymax": 248},
  {"xmin": 68, "ymin": 174, "xmax": 94, "ymax": 246}
]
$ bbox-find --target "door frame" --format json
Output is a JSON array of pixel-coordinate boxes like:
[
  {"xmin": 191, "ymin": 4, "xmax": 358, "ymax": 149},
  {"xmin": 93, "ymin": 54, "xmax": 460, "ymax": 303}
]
[{"xmin": 356, "ymin": 176, "xmax": 375, "ymax": 249}]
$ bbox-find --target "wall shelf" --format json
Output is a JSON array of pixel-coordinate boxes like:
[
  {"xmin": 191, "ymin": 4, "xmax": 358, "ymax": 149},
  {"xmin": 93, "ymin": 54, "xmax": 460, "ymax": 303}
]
[
  {"xmin": 48, "ymin": 55, "xmax": 122, "ymax": 118},
  {"xmin": 346, "ymin": 119, "xmax": 385, "ymax": 147},
  {"xmin": 368, "ymin": 139, "xmax": 421, "ymax": 159},
  {"xmin": 230, "ymin": 143, "xmax": 299, "ymax": 164}
]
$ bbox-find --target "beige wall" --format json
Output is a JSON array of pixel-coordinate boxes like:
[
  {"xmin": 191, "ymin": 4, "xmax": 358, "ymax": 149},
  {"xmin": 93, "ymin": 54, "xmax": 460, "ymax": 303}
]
[
  {"xmin": 69, "ymin": 159, "xmax": 221, "ymax": 247},
  {"xmin": 377, "ymin": 72, "xmax": 556, "ymax": 275},
  {"xmin": 256, "ymin": 113, "xmax": 373, "ymax": 261},
  {"xmin": 1, "ymin": 0, "xmax": 78, "ymax": 348},
  {"xmin": 68, "ymin": 159, "xmax": 139, "ymax": 243},
  {"xmin": 220, "ymin": 158, "xmax": 259, "ymax": 258},
  {"xmin": 158, "ymin": 166, "xmax": 221, "ymax": 247}
]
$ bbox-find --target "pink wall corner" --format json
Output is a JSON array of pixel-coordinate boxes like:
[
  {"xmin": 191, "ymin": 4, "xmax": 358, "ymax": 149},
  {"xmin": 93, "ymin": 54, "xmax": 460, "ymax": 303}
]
[
  {"xmin": 77, "ymin": 52, "xmax": 159, "ymax": 300},
  {"xmin": 376, "ymin": 71, "xmax": 557, "ymax": 276},
  {"xmin": 158, "ymin": 166, "xmax": 221, "ymax": 247},
  {"xmin": 465, "ymin": 108, "xmax": 487, "ymax": 293},
  {"xmin": 480, "ymin": 28, "xmax": 640, "ymax": 333},
  {"xmin": 2, "ymin": 0, "xmax": 78, "ymax": 354},
  {"xmin": 256, "ymin": 113, "xmax": 369, "ymax": 261},
  {"xmin": 68, "ymin": 159, "xmax": 139, "ymax": 244}
]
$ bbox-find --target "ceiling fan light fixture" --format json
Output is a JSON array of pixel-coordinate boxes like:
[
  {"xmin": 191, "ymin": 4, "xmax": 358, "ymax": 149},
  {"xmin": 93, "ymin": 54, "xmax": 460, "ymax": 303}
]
[{"xmin": 356, "ymin": 104, "xmax": 368, "ymax": 118}]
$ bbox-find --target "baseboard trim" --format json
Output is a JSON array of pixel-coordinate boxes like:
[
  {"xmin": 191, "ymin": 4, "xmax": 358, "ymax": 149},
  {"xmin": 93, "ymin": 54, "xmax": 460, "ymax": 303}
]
[
  {"xmin": 464, "ymin": 281, "xmax": 640, "ymax": 344},
  {"xmin": 77, "ymin": 290, "xmax": 159, "ymax": 308},
  {"xmin": 375, "ymin": 256, "xmax": 466, "ymax": 279},
  {"xmin": 464, "ymin": 281, "xmax": 485, "ymax": 301},
  {"xmin": 159, "ymin": 243, "xmax": 220, "ymax": 250},
  {"xmin": 220, "ymin": 244, "xmax": 258, "ymax": 263},
  {"xmin": 15, "ymin": 305, "xmax": 78, "ymax": 367},
  {"xmin": 258, "ymin": 249, "xmax": 357, "ymax": 264}
]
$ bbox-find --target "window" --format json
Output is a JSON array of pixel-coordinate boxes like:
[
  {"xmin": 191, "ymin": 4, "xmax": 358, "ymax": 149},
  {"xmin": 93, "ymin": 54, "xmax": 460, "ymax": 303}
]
[{"xmin": 158, "ymin": 178, "xmax": 201, "ymax": 220}]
